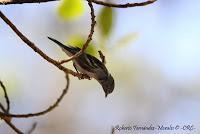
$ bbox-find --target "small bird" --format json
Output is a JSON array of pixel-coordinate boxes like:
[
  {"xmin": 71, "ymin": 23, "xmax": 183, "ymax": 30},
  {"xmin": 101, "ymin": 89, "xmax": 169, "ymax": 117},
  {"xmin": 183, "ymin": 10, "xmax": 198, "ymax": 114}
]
[{"xmin": 48, "ymin": 37, "xmax": 115, "ymax": 97}]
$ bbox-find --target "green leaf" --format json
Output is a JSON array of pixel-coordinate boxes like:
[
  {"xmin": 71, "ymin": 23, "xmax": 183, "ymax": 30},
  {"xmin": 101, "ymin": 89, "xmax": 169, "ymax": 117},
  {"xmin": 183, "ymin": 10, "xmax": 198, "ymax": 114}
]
[
  {"xmin": 57, "ymin": 0, "xmax": 84, "ymax": 20},
  {"xmin": 66, "ymin": 35, "xmax": 97, "ymax": 56},
  {"xmin": 98, "ymin": 7, "xmax": 114, "ymax": 37},
  {"xmin": 115, "ymin": 33, "xmax": 138, "ymax": 48}
]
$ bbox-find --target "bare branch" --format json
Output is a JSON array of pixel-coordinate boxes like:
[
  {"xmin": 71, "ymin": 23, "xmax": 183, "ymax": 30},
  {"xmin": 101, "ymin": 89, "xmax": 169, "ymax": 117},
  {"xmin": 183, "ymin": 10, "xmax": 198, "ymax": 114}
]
[
  {"xmin": 59, "ymin": 0, "xmax": 96, "ymax": 65},
  {"xmin": 0, "ymin": 103, "xmax": 6, "ymax": 113},
  {"xmin": 0, "ymin": 0, "xmax": 157, "ymax": 8},
  {"xmin": 0, "ymin": 0, "xmax": 56, "ymax": 5},
  {"xmin": 26, "ymin": 122, "xmax": 37, "ymax": 134},
  {"xmin": 1, "ymin": 111, "xmax": 37, "ymax": 134},
  {"xmin": 0, "ymin": 74, "xmax": 69, "ymax": 118},
  {"xmin": 98, "ymin": 50, "xmax": 106, "ymax": 64},
  {"xmin": 111, "ymin": 126, "xmax": 115, "ymax": 134},
  {"xmin": 0, "ymin": 80, "xmax": 37, "ymax": 134},
  {"xmin": 0, "ymin": 80, "xmax": 10, "ymax": 113},
  {"xmin": 92, "ymin": 0, "xmax": 156, "ymax": 8},
  {"xmin": 0, "ymin": 11, "xmax": 89, "ymax": 80},
  {"xmin": 4, "ymin": 119, "xmax": 23, "ymax": 134}
]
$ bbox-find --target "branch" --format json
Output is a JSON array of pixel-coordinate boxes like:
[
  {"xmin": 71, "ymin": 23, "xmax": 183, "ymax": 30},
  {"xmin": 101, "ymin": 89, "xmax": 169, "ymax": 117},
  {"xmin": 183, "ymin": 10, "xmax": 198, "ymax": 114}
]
[
  {"xmin": 98, "ymin": 50, "xmax": 106, "ymax": 64},
  {"xmin": 26, "ymin": 122, "xmax": 37, "ymax": 134},
  {"xmin": 0, "ymin": 80, "xmax": 10, "ymax": 113},
  {"xmin": 1, "ymin": 110, "xmax": 37, "ymax": 134},
  {"xmin": 0, "ymin": 80, "xmax": 24, "ymax": 134},
  {"xmin": 0, "ymin": 74, "xmax": 69, "ymax": 118},
  {"xmin": 111, "ymin": 126, "xmax": 115, "ymax": 134},
  {"xmin": 4, "ymin": 119, "xmax": 23, "ymax": 134},
  {"xmin": 0, "ymin": 102, "xmax": 6, "ymax": 113},
  {"xmin": 59, "ymin": 0, "xmax": 96, "ymax": 65},
  {"xmin": 92, "ymin": 0, "xmax": 156, "ymax": 8},
  {"xmin": 0, "ymin": 110, "xmax": 23, "ymax": 134},
  {"xmin": 0, "ymin": 0, "xmax": 56, "ymax": 4},
  {"xmin": 0, "ymin": 0, "xmax": 157, "ymax": 8},
  {"xmin": 0, "ymin": 11, "xmax": 89, "ymax": 80}
]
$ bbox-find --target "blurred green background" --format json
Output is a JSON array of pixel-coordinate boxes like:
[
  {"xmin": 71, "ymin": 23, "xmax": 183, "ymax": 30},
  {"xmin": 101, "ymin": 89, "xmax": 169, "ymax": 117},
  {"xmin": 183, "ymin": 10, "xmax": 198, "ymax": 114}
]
[{"xmin": 1, "ymin": 0, "xmax": 200, "ymax": 133}]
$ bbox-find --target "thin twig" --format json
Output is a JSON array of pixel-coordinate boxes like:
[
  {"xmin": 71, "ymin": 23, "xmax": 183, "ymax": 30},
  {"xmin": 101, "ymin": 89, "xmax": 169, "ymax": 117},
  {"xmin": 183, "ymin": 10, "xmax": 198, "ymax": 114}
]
[
  {"xmin": 0, "ymin": 102, "xmax": 6, "ymax": 113},
  {"xmin": 92, "ymin": 0, "xmax": 157, "ymax": 8},
  {"xmin": 111, "ymin": 126, "xmax": 115, "ymax": 134},
  {"xmin": 4, "ymin": 119, "xmax": 23, "ymax": 134},
  {"xmin": 26, "ymin": 122, "xmax": 37, "ymax": 134},
  {"xmin": 0, "ymin": 81, "xmax": 22, "ymax": 134},
  {"xmin": 59, "ymin": 0, "xmax": 96, "ymax": 65},
  {"xmin": 1, "ymin": 109, "xmax": 37, "ymax": 134},
  {"xmin": 98, "ymin": 50, "xmax": 106, "ymax": 64},
  {"xmin": 0, "ymin": 0, "xmax": 56, "ymax": 4},
  {"xmin": 0, "ymin": 80, "xmax": 10, "ymax": 112},
  {"xmin": 0, "ymin": 74, "xmax": 69, "ymax": 118},
  {"xmin": 0, "ymin": 0, "xmax": 157, "ymax": 8},
  {"xmin": 0, "ymin": 11, "xmax": 89, "ymax": 80}
]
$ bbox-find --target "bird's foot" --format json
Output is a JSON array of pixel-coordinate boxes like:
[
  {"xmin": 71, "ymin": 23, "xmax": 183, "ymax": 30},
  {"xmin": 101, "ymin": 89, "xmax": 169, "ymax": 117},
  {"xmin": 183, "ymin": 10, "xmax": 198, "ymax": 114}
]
[{"xmin": 79, "ymin": 73, "xmax": 91, "ymax": 80}]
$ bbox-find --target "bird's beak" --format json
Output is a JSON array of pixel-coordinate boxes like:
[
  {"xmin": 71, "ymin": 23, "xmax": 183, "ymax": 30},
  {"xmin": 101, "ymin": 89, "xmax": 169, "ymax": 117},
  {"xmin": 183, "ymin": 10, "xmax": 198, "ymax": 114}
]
[{"xmin": 105, "ymin": 92, "xmax": 108, "ymax": 98}]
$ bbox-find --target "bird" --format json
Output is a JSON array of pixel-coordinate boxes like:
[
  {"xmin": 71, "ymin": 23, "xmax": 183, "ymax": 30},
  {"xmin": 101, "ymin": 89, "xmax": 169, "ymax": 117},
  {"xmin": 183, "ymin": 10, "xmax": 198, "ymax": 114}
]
[{"xmin": 48, "ymin": 36, "xmax": 115, "ymax": 97}]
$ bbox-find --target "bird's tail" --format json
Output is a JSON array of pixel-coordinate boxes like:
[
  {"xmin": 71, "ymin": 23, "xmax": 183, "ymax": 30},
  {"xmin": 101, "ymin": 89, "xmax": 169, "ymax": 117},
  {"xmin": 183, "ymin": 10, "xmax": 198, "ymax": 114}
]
[
  {"xmin": 47, "ymin": 36, "xmax": 69, "ymax": 49},
  {"xmin": 47, "ymin": 36, "xmax": 79, "ymax": 55}
]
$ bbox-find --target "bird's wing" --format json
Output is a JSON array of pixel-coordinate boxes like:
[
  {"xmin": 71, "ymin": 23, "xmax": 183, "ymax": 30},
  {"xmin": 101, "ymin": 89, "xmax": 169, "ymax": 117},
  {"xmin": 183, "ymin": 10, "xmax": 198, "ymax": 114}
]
[{"xmin": 77, "ymin": 53, "xmax": 109, "ymax": 75}]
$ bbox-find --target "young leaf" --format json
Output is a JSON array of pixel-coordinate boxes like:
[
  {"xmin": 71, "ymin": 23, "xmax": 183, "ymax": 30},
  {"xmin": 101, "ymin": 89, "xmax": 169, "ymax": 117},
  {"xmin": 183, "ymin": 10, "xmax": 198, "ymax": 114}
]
[
  {"xmin": 57, "ymin": 0, "xmax": 84, "ymax": 20},
  {"xmin": 115, "ymin": 32, "xmax": 138, "ymax": 48},
  {"xmin": 98, "ymin": 7, "xmax": 114, "ymax": 37},
  {"xmin": 66, "ymin": 35, "xmax": 97, "ymax": 56}
]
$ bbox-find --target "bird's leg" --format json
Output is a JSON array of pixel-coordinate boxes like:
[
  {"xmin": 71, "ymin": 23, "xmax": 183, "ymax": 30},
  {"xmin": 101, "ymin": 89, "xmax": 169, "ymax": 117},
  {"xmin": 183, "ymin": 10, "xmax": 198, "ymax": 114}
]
[
  {"xmin": 73, "ymin": 63, "xmax": 81, "ymax": 80},
  {"xmin": 98, "ymin": 50, "xmax": 106, "ymax": 65},
  {"xmin": 73, "ymin": 63, "xmax": 79, "ymax": 73},
  {"xmin": 80, "ymin": 74, "xmax": 91, "ymax": 80},
  {"xmin": 73, "ymin": 63, "xmax": 91, "ymax": 80}
]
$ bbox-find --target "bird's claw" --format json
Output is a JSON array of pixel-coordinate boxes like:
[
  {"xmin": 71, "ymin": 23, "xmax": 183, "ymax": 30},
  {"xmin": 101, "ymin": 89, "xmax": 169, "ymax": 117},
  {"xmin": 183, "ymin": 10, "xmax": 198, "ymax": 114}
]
[{"xmin": 79, "ymin": 73, "xmax": 91, "ymax": 80}]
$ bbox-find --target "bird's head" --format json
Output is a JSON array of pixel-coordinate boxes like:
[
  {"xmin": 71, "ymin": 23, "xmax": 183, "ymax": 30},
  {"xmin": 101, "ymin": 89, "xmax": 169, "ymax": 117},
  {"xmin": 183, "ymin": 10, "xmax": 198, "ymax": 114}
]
[{"xmin": 99, "ymin": 74, "xmax": 115, "ymax": 97}]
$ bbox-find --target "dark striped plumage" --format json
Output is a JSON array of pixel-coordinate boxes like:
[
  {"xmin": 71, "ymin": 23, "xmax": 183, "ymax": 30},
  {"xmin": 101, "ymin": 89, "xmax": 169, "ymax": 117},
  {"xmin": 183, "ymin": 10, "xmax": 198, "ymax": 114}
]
[{"xmin": 48, "ymin": 37, "xmax": 115, "ymax": 97}]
